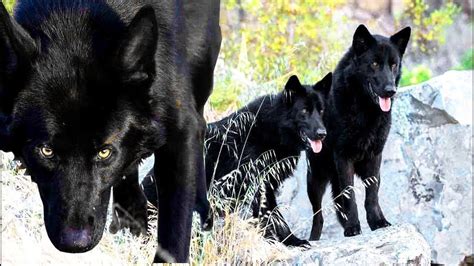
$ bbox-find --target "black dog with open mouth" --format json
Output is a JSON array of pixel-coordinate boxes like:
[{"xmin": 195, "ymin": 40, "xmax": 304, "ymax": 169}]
[
  {"xmin": 143, "ymin": 73, "xmax": 332, "ymax": 247},
  {"xmin": 306, "ymin": 24, "xmax": 411, "ymax": 240}
]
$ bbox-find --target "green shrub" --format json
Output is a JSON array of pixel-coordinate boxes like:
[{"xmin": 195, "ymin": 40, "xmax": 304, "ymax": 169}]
[
  {"xmin": 397, "ymin": 0, "xmax": 461, "ymax": 54},
  {"xmin": 221, "ymin": 0, "xmax": 347, "ymax": 84},
  {"xmin": 400, "ymin": 65, "xmax": 432, "ymax": 86},
  {"xmin": 216, "ymin": 0, "xmax": 351, "ymax": 111},
  {"xmin": 454, "ymin": 48, "xmax": 474, "ymax": 70},
  {"xmin": 4, "ymin": 0, "xmax": 15, "ymax": 12},
  {"xmin": 209, "ymin": 70, "xmax": 243, "ymax": 112}
]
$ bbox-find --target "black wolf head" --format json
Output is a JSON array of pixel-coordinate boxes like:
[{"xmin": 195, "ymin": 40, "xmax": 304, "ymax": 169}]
[
  {"xmin": 349, "ymin": 24, "xmax": 411, "ymax": 112},
  {"xmin": 0, "ymin": 4, "xmax": 160, "ymax": 252},
  {"xmin": 281, "ymin": 73, "xmax": 332, "ymax": 153}
]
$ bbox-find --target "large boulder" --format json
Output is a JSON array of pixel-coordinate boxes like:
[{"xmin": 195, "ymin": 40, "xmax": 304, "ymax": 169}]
[
  {"xmin": 278, "ymin": 70, "xmax": 473, "ymax": 265},
  {"xmin": 286, "ymin": 223, "xmax": 431, "ymax": 265}
]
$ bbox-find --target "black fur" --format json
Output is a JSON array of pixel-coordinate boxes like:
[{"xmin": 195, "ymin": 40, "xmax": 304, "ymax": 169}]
[
  {"xmin": 0, "ymin": 0, "xmax": 221, "ymax": 262},
  {"xmin": 306, "ymin": 25, "xmax": 411, "ymax": 240},
  {"xmin": 144, "ymin": 73, "xmax": 332, "ymax": 247}
]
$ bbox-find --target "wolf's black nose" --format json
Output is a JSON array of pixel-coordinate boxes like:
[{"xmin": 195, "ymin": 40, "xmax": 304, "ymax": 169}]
[
  {"xmin": 384, "ymin": 85, "xmax": 396, "ymax": 97},
  {"xmin": 58, "ymin": 226, "xmax": 93, "ymax": 252},
  {"xmin": 316, "ymin": 128, "xmax": 327, "ymax": 139}
]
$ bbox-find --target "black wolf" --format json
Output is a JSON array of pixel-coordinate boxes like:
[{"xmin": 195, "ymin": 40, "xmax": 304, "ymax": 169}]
[
  {"xmin": 143, "ymin": 73, "xmax": 332, "ymax": 246},
  {"xmin": 306, "ymin": 25, "xmax": 411, "ymax": 240},
  {"xmin": 0, "ymin": 0, "xmax": 221, "ymax": 262}
]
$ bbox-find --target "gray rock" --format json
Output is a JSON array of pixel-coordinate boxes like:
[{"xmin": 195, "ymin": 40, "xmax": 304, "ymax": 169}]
[
  {"xmin": 278, "ymin": 71, "xmax": 473, "ymax": 265},
  {"xmin": 286, "ymin": 224, "xmax": 431, "ymax": 265}
]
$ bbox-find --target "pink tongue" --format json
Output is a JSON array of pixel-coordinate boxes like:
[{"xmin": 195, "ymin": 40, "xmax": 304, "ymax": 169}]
[
  {"xmin": 379, "ymin": 97, "xmax": 391, "ymax": 112},
  {"xmin": 309, "ymin": 139, "xmax": 323, "ymax": 153}
]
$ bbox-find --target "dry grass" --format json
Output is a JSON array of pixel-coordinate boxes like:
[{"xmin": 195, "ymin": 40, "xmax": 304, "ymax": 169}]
[
  {"xmin": 190, "ymin": 214, "xmax": 296, "ymax": 265},
  {"xmin": 1, "ymin": 152, "xmax": 300, "ymax": 265}
]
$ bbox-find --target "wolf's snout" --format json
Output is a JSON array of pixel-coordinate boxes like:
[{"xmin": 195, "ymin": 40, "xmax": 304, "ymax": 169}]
[
  {"xmin": 384, "ymin": 85, "xmax": 396, "ymax": 97},
  {"xmin": 316, "ymin": 128, "xmax": 327, "ymax": 139},
  {"xmin": 58, "ymin": 226, "xmax": 93, "ymax": 252}
]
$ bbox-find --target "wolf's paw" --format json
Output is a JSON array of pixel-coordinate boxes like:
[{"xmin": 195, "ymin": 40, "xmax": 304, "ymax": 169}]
[
  {"xmin": 344, "ymin": 224, "xmax": 361, "ymax": 237},
  {"xmin": 283, "ymin": 236, "xmax": 311, "ymax": 248},
  {"xmin": 369, "ymin": 218, "xmax": 391, "ymax": 231},
  {"xmin": 109, "ymin": 195, "xmax": 148, "ymax": 236}
]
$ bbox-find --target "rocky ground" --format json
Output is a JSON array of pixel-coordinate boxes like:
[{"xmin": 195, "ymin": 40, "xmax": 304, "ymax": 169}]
[{"xmin": 290, "ymin": 224, "xmax": 431, "ymax": 265}]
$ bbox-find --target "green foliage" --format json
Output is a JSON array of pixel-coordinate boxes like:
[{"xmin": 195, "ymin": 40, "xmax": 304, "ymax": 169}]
[
  {"xmin": 397, "ymin": 0, "xmax": 461, "ymax": 54},
  {"xmin": 453, "ymin": 48, "xmax": 474, "ymax": 70},
  {"xmin": 3, "ymin": 0, "xmax": 15, "ymax": 12},
  {"xmin": 220, "ymin": 0, "xmax": 347, "ymax": 84},
  {"xmin": 400, "ymin": 65, "xmax": 432, "ymax": 86},
  {"xmin": 210, "ymin": 73, "xmax": 242, "ymax": 112}
]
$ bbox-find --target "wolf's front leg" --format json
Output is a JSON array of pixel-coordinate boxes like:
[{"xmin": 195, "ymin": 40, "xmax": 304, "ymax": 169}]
[
  {"xmin": 256, "ymin": 183, "xmax": 310, "ymax": 247},
  {"xmin": 355, "ymin": 154, "xmax": 391, "ymax": 230},
  {"xmin": 334, "ymin": 153, "xmax": 361, "ymax": 237},
  {"xmin": 152, "ymin": 131, "xmax": 203, "ymax": 262}
]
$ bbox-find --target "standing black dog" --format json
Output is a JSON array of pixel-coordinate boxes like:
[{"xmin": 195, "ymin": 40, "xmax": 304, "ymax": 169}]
[
  {"xmin": 306, "ymin": 25, "xmax": 411, "ymax": 240},
  {"xmin": 0, "ymin": 0, "xmax": 221, "ymax": 262},
  {"xmin": 143, "ymin": 73, "xmax": 332, "ymax": 246}
]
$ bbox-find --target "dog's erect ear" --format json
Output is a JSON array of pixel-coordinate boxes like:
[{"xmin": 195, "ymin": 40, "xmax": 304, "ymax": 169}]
[
  {"xmin": 283, "ymin": 75, "xmax": 306, "ymax": 105},
  {"xmin": 390, "ymin": 26, "xmax": 411, "ymax": 56},
  {"xmin": 313, "ymin": 72, "xmax": 332, "ymax": 97},
  {"xmin": 352, "ymin": 24, "xmax": 375, "ymax": 56},
  {"xmin": 0, "ymin": 3, "xmax": 37, "ymax": 67},
  {"xmin": 0, "ymin": 2, "xmax": 37, "ymax": 114},
  {"xmin": 117, "ymin": 6, "xmax": 158, "ymax": 84}
]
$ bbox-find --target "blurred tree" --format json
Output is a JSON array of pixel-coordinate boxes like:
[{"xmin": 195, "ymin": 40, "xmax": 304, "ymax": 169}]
[
  {"xmin": 220, "ymin": 0, "xmax": 347, "ymax": 83},
  {"xmin": 397, "ymin": 0, "xmax": 461, "ymax": 54},
  {"xmin": 354, "ymin": 0, "xmax": 392, "ymax": 15}
]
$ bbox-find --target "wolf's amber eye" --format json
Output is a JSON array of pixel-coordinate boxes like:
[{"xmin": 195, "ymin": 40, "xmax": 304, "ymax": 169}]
[
  {"xmin": 372, "ymin": 62, "xmax": 379, "ymax": 68},
  {"xmin": 40, "ymin": 146, "xmax": 54, "ymax": 158},
  {"xmin": 98, "ymin": 148, "xmax": 112, "ymax": 160},
  {"xmin": 301, "ymin": 108, "xmax": 308, "ymax": 114}
]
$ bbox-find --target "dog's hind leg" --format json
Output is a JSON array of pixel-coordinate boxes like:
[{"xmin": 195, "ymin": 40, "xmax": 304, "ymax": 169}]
[
  {"xmin": 333, "ymin": 154, "xmax": 361, "ymax": 237},
  {"xmin": 355, "ymin": 154, "xmax": 391, "ymax": 231},
  {"xmin": 257, "ymin": 183, "xmax": 310, "ymax": 247},
  {"xmin": 141, "ymin": 170, "xmax": 158, "ymax": 207},
  {"xmin": 109, "ymin": 168, "xmax": 148, "ymax": 236},
  {"xmin": 195, "ymin": 148, "xmax": 213, "ymax": 231}
]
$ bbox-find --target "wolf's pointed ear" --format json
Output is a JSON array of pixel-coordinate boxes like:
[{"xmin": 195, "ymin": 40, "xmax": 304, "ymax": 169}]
[
  {"xmin": 0, "ymin": 2, "xmax": 37, "ymax": 114},
  {"xmin": 0, "ymin": 3, "xmax": 37, "ymax": 65},
  {"xmin": 313, "ymin": 72, "xmax": 332, "ymax": 97},
  {"xmin": 283, "ymin": 75, "xmax": 305, "ymax": 105},
  {"xmin": 352, "ymin": 24, "xmax": 375, "ymax": 56},
  {"xmin": 390, "ymin": 26, "xmax": 411, "ymax": 56},
  {"xmin": 117, "ymin": 6, "xmax": 157, "ymax": 84}
]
